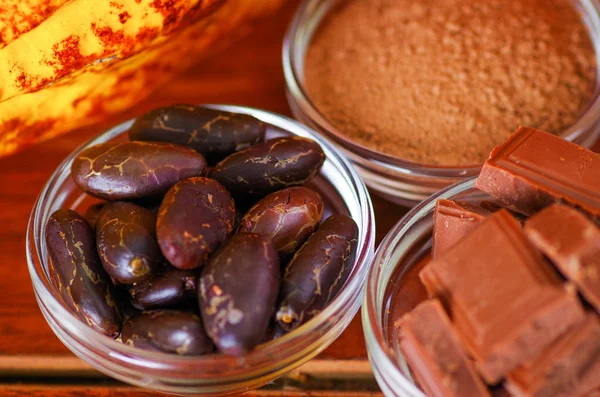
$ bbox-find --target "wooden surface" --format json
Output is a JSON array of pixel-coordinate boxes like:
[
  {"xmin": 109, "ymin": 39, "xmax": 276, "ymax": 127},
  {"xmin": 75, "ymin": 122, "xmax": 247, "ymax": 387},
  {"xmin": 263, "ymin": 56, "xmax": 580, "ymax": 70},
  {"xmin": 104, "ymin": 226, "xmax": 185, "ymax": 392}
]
[
  {"xmin": 0, "ymin": 387, "xmax": 383, "ymax": 397},
  {"xmin": 1, "ymin": 1, "xmax": 598, "ymax": 396},
  {"xmin": 0, "ymin": 2, "xmax": 404, "ymax": 396}
]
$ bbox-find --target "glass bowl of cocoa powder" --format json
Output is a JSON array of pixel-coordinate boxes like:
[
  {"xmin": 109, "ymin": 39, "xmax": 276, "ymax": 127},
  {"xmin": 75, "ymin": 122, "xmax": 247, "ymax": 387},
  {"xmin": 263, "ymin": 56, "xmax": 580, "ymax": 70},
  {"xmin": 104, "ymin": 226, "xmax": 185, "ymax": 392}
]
[{"xmin": 283, "ymin": 0, "xmax": 600, "ymax": 205}]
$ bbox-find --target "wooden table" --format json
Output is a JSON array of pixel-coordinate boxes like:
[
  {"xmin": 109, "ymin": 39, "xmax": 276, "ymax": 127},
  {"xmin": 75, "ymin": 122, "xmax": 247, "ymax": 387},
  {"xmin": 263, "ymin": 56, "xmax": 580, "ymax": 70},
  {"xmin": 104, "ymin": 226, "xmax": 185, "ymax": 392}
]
[
  {"xmin": 0, "ymin": 3, "xmax": 406, "ymax": 396},
  {"xmin": 1, "ymin": 2, "xmax": 598, "ymax": 396}
]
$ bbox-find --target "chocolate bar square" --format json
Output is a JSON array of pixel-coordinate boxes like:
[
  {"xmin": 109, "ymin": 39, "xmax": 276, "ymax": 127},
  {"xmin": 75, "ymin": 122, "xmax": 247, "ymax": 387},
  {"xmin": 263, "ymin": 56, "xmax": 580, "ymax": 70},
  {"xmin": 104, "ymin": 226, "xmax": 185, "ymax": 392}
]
[
  {"xmin": 524, "ymin": 203, "xmax": 600, "ymax": 313},
  {"xmin": 474, "ymin": 127, "xmax": 600, "ymax": 217},
  {"xmin": 507, "ymin": 314, "xmax": 600, "ymax": 397},
  {"xmin": 420, "ymin": 210, "xmax": 586, "ymax": 383},
  {"xmin": 399, "ymin": 299, "xmax": 490, "ymax": 397},
  {"xmin": 432, "ymin": 199, "xmax": 490, "ymax": 258}
]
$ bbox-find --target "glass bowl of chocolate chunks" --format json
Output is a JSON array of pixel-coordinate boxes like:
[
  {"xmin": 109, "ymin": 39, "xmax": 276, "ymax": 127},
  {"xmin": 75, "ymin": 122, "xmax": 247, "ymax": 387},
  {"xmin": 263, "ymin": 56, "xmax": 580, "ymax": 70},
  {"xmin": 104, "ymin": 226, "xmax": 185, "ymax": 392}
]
[{"xmin": 363, "ymin": 126, "xmax": 600, "ymax": 397}]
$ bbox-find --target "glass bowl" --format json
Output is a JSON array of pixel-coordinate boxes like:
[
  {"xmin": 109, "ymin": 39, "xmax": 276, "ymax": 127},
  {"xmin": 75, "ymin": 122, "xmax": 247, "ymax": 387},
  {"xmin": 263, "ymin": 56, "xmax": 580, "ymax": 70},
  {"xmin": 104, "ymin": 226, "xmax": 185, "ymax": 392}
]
[
  {"xmin": 283, "ymin": 0, "xmax": 600, "ymax": 206},
  {"xmin": 26, "ymin": 104, "xmax": 376, "ymax": 396},
  {"xmin": 362, "ymin": 178, "xmax": 488, "ymax": 396}
]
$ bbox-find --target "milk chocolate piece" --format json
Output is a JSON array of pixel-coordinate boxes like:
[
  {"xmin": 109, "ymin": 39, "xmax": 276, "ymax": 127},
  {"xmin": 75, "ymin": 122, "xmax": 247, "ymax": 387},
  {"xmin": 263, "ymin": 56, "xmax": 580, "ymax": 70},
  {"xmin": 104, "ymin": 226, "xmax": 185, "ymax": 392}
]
[
  {"xmin": 506, "ymin": 314, "xmax": 600, "ymax": 397},
  {"xmin": 474, "ymin": 127, "xmax": 600, "ymax": 217},
  {"xmin": 524, "ymin": 204, "xmax": 600, "ymax": 313},
  {"xmin": 420, "ymin": 210, "xmax": 586, "ymax": 383},
  {"xmin": 432, "ymin": 199, "xmax": 491, "ymax": 258},
  {"xmin": 399, "ymin": 300, "xmax": 491, "ymax": 397}
]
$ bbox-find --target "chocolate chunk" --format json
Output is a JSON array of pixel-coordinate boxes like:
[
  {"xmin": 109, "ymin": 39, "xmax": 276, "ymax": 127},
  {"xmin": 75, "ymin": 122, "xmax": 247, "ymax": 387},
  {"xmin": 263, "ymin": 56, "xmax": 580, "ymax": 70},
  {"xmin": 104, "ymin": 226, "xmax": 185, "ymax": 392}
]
[
  {"xmin": 399, "ymin": 299, "xmax": 491, "ymax": 397},
  {"xmin": 474, "ymin": 127, "xmax": 600, "ymax": 217},
  {"xmin": 432, "ymin": 199, "xmax": 491, "ymax": 258},
  {"xmin": 524, "ymin": 203, "xmax": 600, "ymax": 313},
  {"xmin": 506, "ymin": 314, "xmax": 600, "ymax": 397},
  {"xmin": 420, "ymin": 210, "xmax": 586, "ymax": 383}
]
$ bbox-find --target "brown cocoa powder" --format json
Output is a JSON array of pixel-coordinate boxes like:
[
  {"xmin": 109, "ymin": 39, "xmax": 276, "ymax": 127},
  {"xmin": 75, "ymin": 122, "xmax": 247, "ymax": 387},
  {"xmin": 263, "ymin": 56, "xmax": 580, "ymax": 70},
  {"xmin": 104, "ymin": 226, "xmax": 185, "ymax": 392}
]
[{"xmin": 304, "ymin": 0, "xmax": 597, "ymax": 166}]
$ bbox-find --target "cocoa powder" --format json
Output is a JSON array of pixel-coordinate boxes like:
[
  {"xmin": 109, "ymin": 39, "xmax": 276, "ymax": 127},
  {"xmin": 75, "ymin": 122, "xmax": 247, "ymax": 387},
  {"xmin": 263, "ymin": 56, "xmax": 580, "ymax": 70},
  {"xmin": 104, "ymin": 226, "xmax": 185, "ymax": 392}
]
[{"xmin": 304, "ymin": 0, "xmax": 597, "ymax": 165}]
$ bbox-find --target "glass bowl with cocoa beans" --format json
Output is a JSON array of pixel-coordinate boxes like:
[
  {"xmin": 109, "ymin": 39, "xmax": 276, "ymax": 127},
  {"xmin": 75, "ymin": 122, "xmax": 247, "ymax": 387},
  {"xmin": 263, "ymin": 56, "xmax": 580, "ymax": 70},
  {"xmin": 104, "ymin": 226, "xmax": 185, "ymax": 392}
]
[{"xmin": 27, "ymin": 104, "xmax": 375, "ymax": 396}]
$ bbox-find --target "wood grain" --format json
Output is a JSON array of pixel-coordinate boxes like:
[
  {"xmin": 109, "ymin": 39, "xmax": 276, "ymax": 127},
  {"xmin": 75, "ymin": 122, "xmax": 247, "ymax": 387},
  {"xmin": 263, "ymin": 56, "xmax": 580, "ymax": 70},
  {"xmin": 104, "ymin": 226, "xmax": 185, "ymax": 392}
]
[
  {"xmin": 0, "ymin": 358, "xmax": 374, "ymax": 379},
  {"xmin": 0, "ymin": 386, "xmax": 383, "ymax": 397}
]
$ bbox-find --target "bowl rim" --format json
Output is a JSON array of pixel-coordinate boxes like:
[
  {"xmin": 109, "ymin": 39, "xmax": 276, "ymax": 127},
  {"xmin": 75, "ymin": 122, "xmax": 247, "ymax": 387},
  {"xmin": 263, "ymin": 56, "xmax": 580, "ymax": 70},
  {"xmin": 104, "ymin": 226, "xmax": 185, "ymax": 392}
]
[
  {"xmin": 283, "ymin": 0, "xmax": 600, "ymax": 175},
  {"xmin": 362, "ymin": 177, "xmax": 477, "ymax": 396},
  {"xmin": 27, "ymin": 104, "xmax": 376, "ymax": 385}
]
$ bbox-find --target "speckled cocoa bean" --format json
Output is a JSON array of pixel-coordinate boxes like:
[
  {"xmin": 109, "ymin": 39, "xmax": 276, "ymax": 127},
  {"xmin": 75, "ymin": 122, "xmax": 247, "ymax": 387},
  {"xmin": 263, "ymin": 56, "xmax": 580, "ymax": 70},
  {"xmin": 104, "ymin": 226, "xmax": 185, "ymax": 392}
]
[
  {"xmin": 199, "ymin": 233, "xmax": 280, "ymax": 356},
  {"xmin": 238, "ymin": 187, "xmax": 323, "ymax": 257},
  {"xmin": 71, "ymin": 141, "xmax": 207, "ymax": 200},
  {"xmin": 157, "ymin": 177, "xmax": 235, "ymax": 269},
  {"xmin": 129, "ymin": 105, "xmax": 265, "ymax": 163},
  {"xmin": 45, "ymin": 209, "xmax": 122, "ymax": 337},
  {"xmin": 276, "ymin": 214, "xmax": 358, "ymax": 331},
  {"xmin": 121, "ymin": 310, "xmax": 213, "ymax": 355},
  {"xmin": 95, "ymin": 202, "xmax": 162, "ymax": 284},
  {"xmin": 210, "ymin": 136, "xmax": 325, "ymax": 199},
  {"xmin": 128, "ymin": 267, "xmax": 199, "ymax": 310}
]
